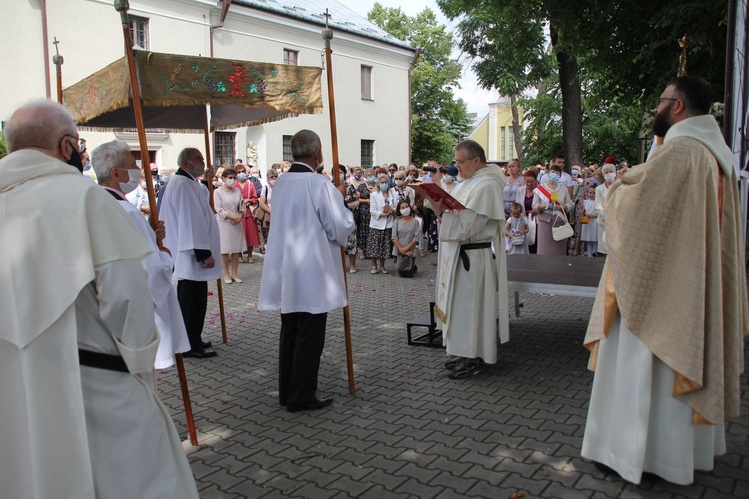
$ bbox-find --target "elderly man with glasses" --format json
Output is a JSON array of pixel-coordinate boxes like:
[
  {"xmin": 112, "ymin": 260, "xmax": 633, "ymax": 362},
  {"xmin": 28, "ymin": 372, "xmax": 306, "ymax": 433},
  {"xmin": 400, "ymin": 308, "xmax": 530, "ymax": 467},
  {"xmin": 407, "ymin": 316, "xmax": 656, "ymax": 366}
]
[{"xmin": 429, "ymin": 140, "xmax": 510, "ymax": 379}]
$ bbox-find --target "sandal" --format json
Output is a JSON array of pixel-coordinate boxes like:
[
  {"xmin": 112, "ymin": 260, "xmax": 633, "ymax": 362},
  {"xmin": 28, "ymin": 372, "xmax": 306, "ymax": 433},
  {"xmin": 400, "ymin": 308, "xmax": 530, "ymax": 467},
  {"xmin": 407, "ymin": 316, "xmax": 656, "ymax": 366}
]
[
  {"xmin": 370, "ymin": 267, "xmax": 377, "ymax": 274},
  {"xmin": 350, "ymin": 268, "xmax": 357, "ymax": 274},
  {"xmin": 380, "ymin": 268, "xmax": 388, "ymax": 274}
]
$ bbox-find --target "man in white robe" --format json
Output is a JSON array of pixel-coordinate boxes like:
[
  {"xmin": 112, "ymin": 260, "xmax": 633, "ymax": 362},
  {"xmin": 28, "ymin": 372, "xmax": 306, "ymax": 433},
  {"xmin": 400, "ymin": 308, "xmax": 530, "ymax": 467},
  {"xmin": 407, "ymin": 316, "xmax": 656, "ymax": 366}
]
[
  {"xmin": 0, "ymin": 101, "xmax": 198, "ymax": 498},
  {"xmin": 258, "ymin": 129, "xmax": 355, "ymax": 412},
  {"xmin": 431, "ymin": 140, "xmax": 510, "ymax": 379},
  {"xmin": 582, "ymin": 76, "xmax": 748, "ymax": 485},
  {"xmin": 92, "ymin": 140, "xmax": 192, "ymax": 369},
  {"xmin": 160, "ymin": 147, "xmax": 222, "ymax": 358}
]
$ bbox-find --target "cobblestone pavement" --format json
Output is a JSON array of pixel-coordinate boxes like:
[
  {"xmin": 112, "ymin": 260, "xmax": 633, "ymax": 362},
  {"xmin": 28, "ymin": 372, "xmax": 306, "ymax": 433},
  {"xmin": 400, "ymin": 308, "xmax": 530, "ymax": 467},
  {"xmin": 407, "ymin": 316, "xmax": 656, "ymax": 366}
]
[{"xmin": 157, "ymin": 251, "xmax": 749, "ymax": 499}]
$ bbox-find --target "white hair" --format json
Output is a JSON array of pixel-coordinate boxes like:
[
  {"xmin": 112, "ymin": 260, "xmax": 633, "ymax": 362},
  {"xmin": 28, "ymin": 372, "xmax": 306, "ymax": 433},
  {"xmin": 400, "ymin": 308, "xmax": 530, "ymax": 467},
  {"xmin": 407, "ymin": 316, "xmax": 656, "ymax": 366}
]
[
  {"xmin": 4, "ymin": 100, "xmax": 76, "ymax": 153},
  {"xmin": 601, "ymin": 163, "xmax": 616, "ymax": 174},
  {"xmin": 91, "ymin": 140, "xmax": 132, "ymax": 183}
]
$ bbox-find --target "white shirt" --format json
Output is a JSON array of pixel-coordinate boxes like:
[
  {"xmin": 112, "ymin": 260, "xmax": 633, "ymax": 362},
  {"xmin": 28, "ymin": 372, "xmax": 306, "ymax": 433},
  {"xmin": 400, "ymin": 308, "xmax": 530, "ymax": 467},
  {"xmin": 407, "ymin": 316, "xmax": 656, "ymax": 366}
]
[
  {"xmin": 258, "ymin": 163, "xmax": 355, "ymax": 314},
  {"xmin": 159, "ymin": 172, "xmax": 222, "ymax": 281}
]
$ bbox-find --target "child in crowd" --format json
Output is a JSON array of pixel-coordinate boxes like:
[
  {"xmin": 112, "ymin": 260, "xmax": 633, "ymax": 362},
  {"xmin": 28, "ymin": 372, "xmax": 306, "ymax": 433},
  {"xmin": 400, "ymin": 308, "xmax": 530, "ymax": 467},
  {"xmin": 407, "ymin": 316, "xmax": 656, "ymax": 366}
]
[
  {"xmin": 580, "ymin": 186, "xmax": 599, "ymax": 256},
  {"xmin": 391, "ymin": 200, "xmax": 420, "ymax": 277},
  {"xmin": 504, "ymin": 202, "xmax": 529, "ymax": 254}
]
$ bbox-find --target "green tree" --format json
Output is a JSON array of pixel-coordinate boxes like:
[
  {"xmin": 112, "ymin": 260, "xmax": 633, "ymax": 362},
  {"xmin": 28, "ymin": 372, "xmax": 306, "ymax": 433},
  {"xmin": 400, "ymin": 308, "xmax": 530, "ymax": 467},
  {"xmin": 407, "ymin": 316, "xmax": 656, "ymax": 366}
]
[
  {"xmin": 368, "ymin": 3, "xmax": 471, "ymax": 164},
  {"xmin": 437, "ymin": 0, "xmax": 727, "ymax": 166},
  {"xmin": 0, "ymin": 131, "xmax": 7, "ymax": 159}
]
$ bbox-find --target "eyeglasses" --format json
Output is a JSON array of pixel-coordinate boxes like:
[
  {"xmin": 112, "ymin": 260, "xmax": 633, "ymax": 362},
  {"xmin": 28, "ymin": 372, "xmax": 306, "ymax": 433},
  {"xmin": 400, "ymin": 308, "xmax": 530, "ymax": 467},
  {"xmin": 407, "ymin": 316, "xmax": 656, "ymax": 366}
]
[
  {"xmin": 657, "ymin": 97, "xmax": 678, "ymax": 106},
  {"xmin": 453, "ymin": 156, "xmax": 476, "ymax": 165}
]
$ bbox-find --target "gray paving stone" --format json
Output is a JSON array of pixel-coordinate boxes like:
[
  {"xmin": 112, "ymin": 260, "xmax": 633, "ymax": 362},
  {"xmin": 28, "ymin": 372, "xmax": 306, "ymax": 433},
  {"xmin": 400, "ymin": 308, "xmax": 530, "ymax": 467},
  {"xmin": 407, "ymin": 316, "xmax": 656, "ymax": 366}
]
[{"xmin": 152, "ymin": 254, "xmax": 748, "ymax": 499}]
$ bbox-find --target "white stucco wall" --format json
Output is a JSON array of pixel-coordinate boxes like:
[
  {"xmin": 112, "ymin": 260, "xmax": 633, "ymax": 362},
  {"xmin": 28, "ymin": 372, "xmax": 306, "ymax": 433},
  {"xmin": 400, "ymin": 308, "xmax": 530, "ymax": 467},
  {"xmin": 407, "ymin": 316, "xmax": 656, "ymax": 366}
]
[{"xmin": 1, "ymin": 0, "xmax": 414, "ymax": 170}]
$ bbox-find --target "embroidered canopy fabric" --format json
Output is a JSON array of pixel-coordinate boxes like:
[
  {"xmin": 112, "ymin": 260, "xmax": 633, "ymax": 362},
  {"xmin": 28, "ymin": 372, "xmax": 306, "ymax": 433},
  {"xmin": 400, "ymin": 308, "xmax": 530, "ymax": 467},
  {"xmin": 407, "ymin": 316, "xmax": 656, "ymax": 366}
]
[{"xmin": 63, "ymin": 51, "xmax": 323, "ymax": 132}]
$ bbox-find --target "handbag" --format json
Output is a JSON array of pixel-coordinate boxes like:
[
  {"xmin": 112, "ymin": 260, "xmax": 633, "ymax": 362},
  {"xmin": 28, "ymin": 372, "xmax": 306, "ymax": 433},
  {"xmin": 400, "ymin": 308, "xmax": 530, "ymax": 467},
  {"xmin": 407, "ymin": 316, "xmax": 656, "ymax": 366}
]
[
  {"xmin": 526, "ymin": 214, "xmax": 536, "ymax": 246},
  {"xmin": 579, "ymin": 214, "xmax": 589, "ymax": 224},
  {"xmin": 551, "ymin": 207, "xmax": 574, "ymax": 241},
  {"xmin": 511, "ymin": 235, "xmax": 525, "ymax": 246}
]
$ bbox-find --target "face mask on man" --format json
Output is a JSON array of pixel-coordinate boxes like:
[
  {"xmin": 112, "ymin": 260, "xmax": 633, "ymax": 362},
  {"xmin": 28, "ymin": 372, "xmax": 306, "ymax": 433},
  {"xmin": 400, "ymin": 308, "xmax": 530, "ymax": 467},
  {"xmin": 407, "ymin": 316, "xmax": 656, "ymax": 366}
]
[
  {"xmin": 548, "ymin": 172, "xmax": 560, "ymax": 183},
  {"xmin": 118, "ymin": 168, "xmax": 141, "ymax": 195},
  {"xmin": 268, "ymin": 179, "xmax": 276, "ymax": 186},
  {"xmin": 187, "ymin": 160, "xmax": 205, "ymax": 177},
  {"xmin": 66, "ymin": 146, "xmax": 84, "ymax": 173}
]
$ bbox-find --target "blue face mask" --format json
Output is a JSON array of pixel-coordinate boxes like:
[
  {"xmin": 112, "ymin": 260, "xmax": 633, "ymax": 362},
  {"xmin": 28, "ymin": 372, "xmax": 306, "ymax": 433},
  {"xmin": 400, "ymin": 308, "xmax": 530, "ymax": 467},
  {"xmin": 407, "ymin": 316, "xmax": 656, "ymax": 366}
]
[
  {"xmin": 379, "ymin": 183, "xmax": 389, "ymax": 191},
  {"xmin": 237, "ymin": 173, "xmax": 248, "ymax": 181},
  {"xmin": 548, "ymin": 172, "xmax": 560, "ymax": 183},
  {"xmin": 366, "ymin": 176, "xmax": 376, "ymax": 183},
  {"xmin": 354, "ymin": 173, "xmax": 362, "ymax": 180}
]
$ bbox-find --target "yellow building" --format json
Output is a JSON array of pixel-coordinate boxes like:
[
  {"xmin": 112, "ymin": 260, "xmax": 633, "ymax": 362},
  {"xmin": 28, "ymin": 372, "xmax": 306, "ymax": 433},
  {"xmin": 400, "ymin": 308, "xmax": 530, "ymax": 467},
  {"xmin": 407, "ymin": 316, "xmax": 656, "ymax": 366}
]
[{"xmin": 468, "ymin": 97, "xmax": 524, "ymax": 162}]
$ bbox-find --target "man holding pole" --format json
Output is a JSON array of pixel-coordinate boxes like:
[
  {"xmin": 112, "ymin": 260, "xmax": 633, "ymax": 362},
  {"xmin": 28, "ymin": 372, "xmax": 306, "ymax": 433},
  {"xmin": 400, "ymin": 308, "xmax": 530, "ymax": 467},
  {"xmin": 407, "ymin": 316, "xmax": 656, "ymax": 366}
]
[
  {"xmin": 582, "ymin": 76, "xmax": 748, "ymax": 484},
  {"xmin": 0, "ymin": 100, "xmax": 198, "ymax": 498},
  {"xmin": 258, "ymin": 129, "xmax": 355, "ymax": 412},
  {"xmin": 92, "ymin": 140, "xmax": 192, "ymax": 369},
  {"xmin": 160, "ymin": 147, "xmax": 222, "ymax": 358}
]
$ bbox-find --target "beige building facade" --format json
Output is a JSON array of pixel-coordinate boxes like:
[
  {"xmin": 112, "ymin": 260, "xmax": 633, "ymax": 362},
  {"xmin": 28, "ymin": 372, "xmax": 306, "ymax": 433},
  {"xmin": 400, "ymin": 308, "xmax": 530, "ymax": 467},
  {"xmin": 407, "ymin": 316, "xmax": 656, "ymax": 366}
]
[{"xmin": 1, "ymin": 0, "xmax": 415, "ymax": 171}]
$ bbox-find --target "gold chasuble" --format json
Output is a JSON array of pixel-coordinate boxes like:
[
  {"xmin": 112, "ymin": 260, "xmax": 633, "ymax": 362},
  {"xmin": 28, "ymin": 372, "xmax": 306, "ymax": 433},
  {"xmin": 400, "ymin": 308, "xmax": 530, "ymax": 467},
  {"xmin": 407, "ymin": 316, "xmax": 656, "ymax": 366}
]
[{"xmin": 584, "ymin": 115, "xmax": 748, "ymax": 425}]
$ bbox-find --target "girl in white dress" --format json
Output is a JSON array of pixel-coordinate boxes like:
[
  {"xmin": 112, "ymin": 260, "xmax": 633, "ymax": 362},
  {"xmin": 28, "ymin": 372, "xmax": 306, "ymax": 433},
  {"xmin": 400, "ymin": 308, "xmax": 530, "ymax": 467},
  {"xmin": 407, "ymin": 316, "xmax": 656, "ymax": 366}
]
[
  {"xmin": 580, "ymin": 185, "xmax": 599, "ymax": 256},
  {"xmin": 503, "ymin": 202, "xmax": 529, "ymax": 254}
]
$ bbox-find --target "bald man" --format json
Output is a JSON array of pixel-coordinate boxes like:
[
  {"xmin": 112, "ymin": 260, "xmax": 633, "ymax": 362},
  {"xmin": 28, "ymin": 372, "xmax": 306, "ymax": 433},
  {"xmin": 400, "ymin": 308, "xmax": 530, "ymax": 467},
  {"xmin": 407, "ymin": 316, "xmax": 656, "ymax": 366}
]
[{"xmin": 0, "ymin": 101, "xmax": 198, "ymax": 498}]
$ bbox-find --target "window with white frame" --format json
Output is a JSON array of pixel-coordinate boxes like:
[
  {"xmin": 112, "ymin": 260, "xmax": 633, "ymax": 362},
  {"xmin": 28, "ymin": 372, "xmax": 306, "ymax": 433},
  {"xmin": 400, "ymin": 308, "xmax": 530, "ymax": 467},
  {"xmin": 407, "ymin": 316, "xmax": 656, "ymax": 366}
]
[
  {"xmin": 214, "ymin": 132, "xmax": 236, "ymax": 166},
  {"xmin": 282, "ymin": 135, "xmax": 293, "ymax": 162},
  {"xmin": 361, "ymin": 140, "xmax": 374, "ymax": 167},
  {"xmin": 361, "ymin": 65, "xmax": 373, "ymax": 100},
  {"xmin": 129, "ymin": 15, "xmax": 149, "ymax": 50},
  {"xmin": 500, "ymin": 126, "xmax": 506, "ymax": 160},
  {"xmin": 283, "ymin": 49, "xmax": 298, "ymax": 66}
]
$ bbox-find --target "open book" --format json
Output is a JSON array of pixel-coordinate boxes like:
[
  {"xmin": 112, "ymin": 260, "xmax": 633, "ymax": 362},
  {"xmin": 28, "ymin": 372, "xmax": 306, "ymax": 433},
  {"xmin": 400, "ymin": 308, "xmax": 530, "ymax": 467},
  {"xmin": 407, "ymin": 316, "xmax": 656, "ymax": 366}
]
[{"xmin": 410, "ymin": 183, "xmax": 466, "ymax": 210}]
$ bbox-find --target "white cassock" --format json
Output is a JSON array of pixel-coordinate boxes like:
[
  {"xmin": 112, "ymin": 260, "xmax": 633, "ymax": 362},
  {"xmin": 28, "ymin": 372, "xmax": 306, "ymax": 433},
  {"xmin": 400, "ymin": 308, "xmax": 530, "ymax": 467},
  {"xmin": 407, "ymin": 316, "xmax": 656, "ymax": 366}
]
[
  {"xmin": 582, "ymin": 314, "xmax": 725, "ymax": 485},
  {"xmin": 435, "ymin": 164, "xmax": 510, "ymax": 364},
  {"xmin": 258, "ymin": 165, "xmax": 355, "ymax": 313},
  {"xmin": 159, "ymin": 172, "xmax": 222, "ymax": 281},
  {"xmin": 0, "ymin": 151, "xmax": 198, "ymax": 499},
  {"xmin": 106, "ymin": 187, "xmax": 191, "ymax": 368}
]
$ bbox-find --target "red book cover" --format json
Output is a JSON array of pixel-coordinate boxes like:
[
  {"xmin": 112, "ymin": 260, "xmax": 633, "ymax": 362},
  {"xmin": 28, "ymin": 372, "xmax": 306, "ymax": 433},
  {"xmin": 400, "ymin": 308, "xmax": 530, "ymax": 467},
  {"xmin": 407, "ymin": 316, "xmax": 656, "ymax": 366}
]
[{"xmin": 411, "ymin": 183, "xmax": 466, "ymax": 210}]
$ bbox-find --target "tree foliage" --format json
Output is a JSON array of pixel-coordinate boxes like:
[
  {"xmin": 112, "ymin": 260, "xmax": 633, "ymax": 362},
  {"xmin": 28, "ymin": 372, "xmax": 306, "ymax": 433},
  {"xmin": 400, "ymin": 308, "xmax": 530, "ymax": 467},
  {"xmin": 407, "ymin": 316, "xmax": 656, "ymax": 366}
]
[
  {"xmin": 368, "ymin": 3, "xmax": 472, "ymax": 164},
  {"xmin": 437, "ymin": 0, "xmax": 728, "ymax": 165},
  {"xmin": 0, "ymin": 131, "xmax": 7, "ymax": 159}
]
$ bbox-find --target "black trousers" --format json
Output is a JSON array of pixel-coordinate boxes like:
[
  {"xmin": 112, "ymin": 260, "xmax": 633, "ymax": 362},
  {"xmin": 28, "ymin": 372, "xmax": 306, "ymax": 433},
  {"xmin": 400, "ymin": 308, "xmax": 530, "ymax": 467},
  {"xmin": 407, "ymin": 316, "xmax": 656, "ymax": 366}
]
[
  {"xmin": 279, "ymin": 312, "xmax": 327, "ymax": 406},
  {"xmin": 177, "ymin": 279, "xmax": 208, "ymax": 351}
]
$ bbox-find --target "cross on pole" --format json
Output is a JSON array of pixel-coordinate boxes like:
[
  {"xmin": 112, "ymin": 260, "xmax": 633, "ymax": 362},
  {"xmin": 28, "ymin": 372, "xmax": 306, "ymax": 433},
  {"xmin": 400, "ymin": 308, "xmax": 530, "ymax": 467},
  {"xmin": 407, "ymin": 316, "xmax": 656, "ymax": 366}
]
[
  {"xmin": 323, "ymin": 8, "xmax": 331, "ymax": 29},
  {"xmin": 53, "ymin": 37, "xmax": 61, "ymax": 56}
]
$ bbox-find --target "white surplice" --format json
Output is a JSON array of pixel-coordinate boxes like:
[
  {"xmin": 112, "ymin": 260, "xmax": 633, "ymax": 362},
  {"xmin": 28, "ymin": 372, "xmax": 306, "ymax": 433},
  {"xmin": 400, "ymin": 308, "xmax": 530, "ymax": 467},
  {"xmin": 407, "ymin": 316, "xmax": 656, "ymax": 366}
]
[
  {"xmin": 159, "ymin": 172, "xmax": 222, "ymax": 281},
  {"xmin": 258, "ymin": 164, "xmax": 355, "ymax": 314},
  {"xmin": 114, "ymin": 193, "xmax": 191, "ymax": 368},
  {"xmin": 435, "ymin": 164, "xmax": 510, "ymax": 364}
]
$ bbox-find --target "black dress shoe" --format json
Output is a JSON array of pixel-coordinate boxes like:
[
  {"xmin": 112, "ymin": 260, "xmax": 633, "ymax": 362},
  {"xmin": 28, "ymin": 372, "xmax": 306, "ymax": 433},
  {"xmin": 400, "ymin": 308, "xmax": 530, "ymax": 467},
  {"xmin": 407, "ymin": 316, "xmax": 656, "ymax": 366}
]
[
  {"xmin": 286, "ymin": 397, "xmax": 333, "ymax": 412},
  {"xmin": 183, "ymin": 348, "xmax": 217, "ymax": 359},
  {"xmin": 201, "ymin": 340, "xmax": 212, "ymax": 348}
]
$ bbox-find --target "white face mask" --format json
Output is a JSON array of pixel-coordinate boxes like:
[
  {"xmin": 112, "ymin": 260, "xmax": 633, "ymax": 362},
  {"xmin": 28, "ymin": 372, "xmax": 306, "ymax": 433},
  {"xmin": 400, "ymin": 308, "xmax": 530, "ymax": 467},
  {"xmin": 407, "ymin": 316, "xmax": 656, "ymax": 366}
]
[
  {"xmin": 118, "ymin": 168, "xmax": 141, "ymax": 194},
  {"xmin": 187, "ymin": 160, "xmax": 205, "ymax": 177},
  {"xmin": 225, "ymin": 178, "xmax": 235, "ymax": 187},
  {"xmin": 268, "ymin": 179, "xmax": 276, "ymax": 186},
  {"xmin": 604, "ymin": 172, "xmax": 616, "ymax": 183},
  {"xmin": 400, "ymin": 207, "xmax": 411, "ymax": 216}
]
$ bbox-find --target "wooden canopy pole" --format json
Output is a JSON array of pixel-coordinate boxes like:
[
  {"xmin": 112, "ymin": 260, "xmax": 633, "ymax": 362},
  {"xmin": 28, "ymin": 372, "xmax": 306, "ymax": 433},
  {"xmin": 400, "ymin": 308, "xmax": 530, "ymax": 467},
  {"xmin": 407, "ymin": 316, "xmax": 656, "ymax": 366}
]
[
  {"xmin": 322, "ymin": 10, "xmax": 356, "ymax": 394},
  {"xmin": 52, "ymin": 37, "xmax": 63, "ymax": 104},
  {"xmin": 204, "ymin": 115, "xmax": 229, "ymax": 345},
  {"xmin": 114, "ymin": 0, "xmax": 198, "ymax": 446}
]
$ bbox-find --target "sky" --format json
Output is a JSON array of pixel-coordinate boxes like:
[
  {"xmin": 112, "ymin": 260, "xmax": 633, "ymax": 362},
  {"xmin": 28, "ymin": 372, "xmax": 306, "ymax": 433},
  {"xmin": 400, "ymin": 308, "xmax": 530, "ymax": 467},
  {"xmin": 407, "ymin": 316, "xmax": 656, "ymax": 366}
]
[{"xmin": 337, "ymin": 0, "xmax": 498, "ymax": 120}]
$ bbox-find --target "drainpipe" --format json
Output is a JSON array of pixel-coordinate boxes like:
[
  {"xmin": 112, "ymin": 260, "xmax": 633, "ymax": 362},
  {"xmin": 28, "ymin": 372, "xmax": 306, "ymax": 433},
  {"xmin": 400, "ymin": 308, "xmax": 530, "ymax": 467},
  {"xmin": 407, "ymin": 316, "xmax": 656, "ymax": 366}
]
[
  {"xmin": 209, "ymin": 0, "xmax": 232, "ymax": 57},
  {"xmin": 40, "ymin": 0, "xmax": 52, "ymax": 98},
  {"xmin": 408, "ymin": 48, "xmax": 422, "ymax": 164}
]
